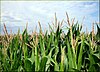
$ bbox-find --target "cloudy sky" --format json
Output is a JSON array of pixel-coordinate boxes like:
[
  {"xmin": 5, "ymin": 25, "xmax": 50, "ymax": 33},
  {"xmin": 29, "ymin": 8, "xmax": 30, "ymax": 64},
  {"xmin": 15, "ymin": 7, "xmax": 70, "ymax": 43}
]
[{"xmin": 0, "ymin": 1, "xmax": 99, "ymax": 34}]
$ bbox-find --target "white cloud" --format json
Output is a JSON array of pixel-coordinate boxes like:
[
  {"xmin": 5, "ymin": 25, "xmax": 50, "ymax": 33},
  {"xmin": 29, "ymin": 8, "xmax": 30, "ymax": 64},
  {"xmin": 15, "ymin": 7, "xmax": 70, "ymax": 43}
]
[
  {"xmin": 1, "ymin": 12, "xmax": 23, "ymax": 22},
  {"xmin": 1, "ymin": 1, "xmax": 99, "ymax": 33}
]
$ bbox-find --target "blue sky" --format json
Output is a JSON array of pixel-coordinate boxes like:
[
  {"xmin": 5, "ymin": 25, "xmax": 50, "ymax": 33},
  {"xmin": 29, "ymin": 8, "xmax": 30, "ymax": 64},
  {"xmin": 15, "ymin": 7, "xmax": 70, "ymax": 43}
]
[{"xmin": 1, "ymin": 1, "xmax": 99, "ymax": 34}]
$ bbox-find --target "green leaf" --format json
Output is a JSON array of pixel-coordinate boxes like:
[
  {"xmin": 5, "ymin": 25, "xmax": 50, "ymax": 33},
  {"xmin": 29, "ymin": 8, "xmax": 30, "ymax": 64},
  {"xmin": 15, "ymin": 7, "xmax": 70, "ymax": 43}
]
[
  {"xmin": 39, "ymin": 57, "xmax": 47, "ymax": 71},
  {"xmin": 77, "ymin": 35, "xmax": 84, "ymax": 70},
  {"xmin": 24, "ymin": 59, "xmax": 32, "ymax": 71},
  {"xmin": 67, "ymin": 38, "xmax": 74, "ymax": 70}
]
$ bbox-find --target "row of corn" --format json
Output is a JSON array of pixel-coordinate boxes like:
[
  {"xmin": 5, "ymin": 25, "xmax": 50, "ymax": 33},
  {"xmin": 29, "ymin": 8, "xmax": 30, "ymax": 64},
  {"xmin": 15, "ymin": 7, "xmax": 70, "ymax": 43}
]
[{"xmin": 0, "ymin": 13, "xmax": 100, "ymax": 71}]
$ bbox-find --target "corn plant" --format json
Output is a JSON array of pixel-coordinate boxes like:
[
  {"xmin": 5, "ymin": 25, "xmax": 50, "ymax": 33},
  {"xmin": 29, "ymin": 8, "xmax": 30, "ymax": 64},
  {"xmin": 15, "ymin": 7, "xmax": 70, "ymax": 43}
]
[{"xmin": 0, "ymin": 13, "xmax": 100, "ymax": 72}]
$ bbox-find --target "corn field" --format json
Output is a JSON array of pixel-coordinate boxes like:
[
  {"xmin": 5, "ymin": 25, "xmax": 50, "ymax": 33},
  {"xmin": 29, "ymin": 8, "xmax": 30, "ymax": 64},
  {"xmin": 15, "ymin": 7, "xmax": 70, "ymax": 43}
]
[{"xmin": 0, "ymin": 13, "xmax": 100, "ymax": 71}]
